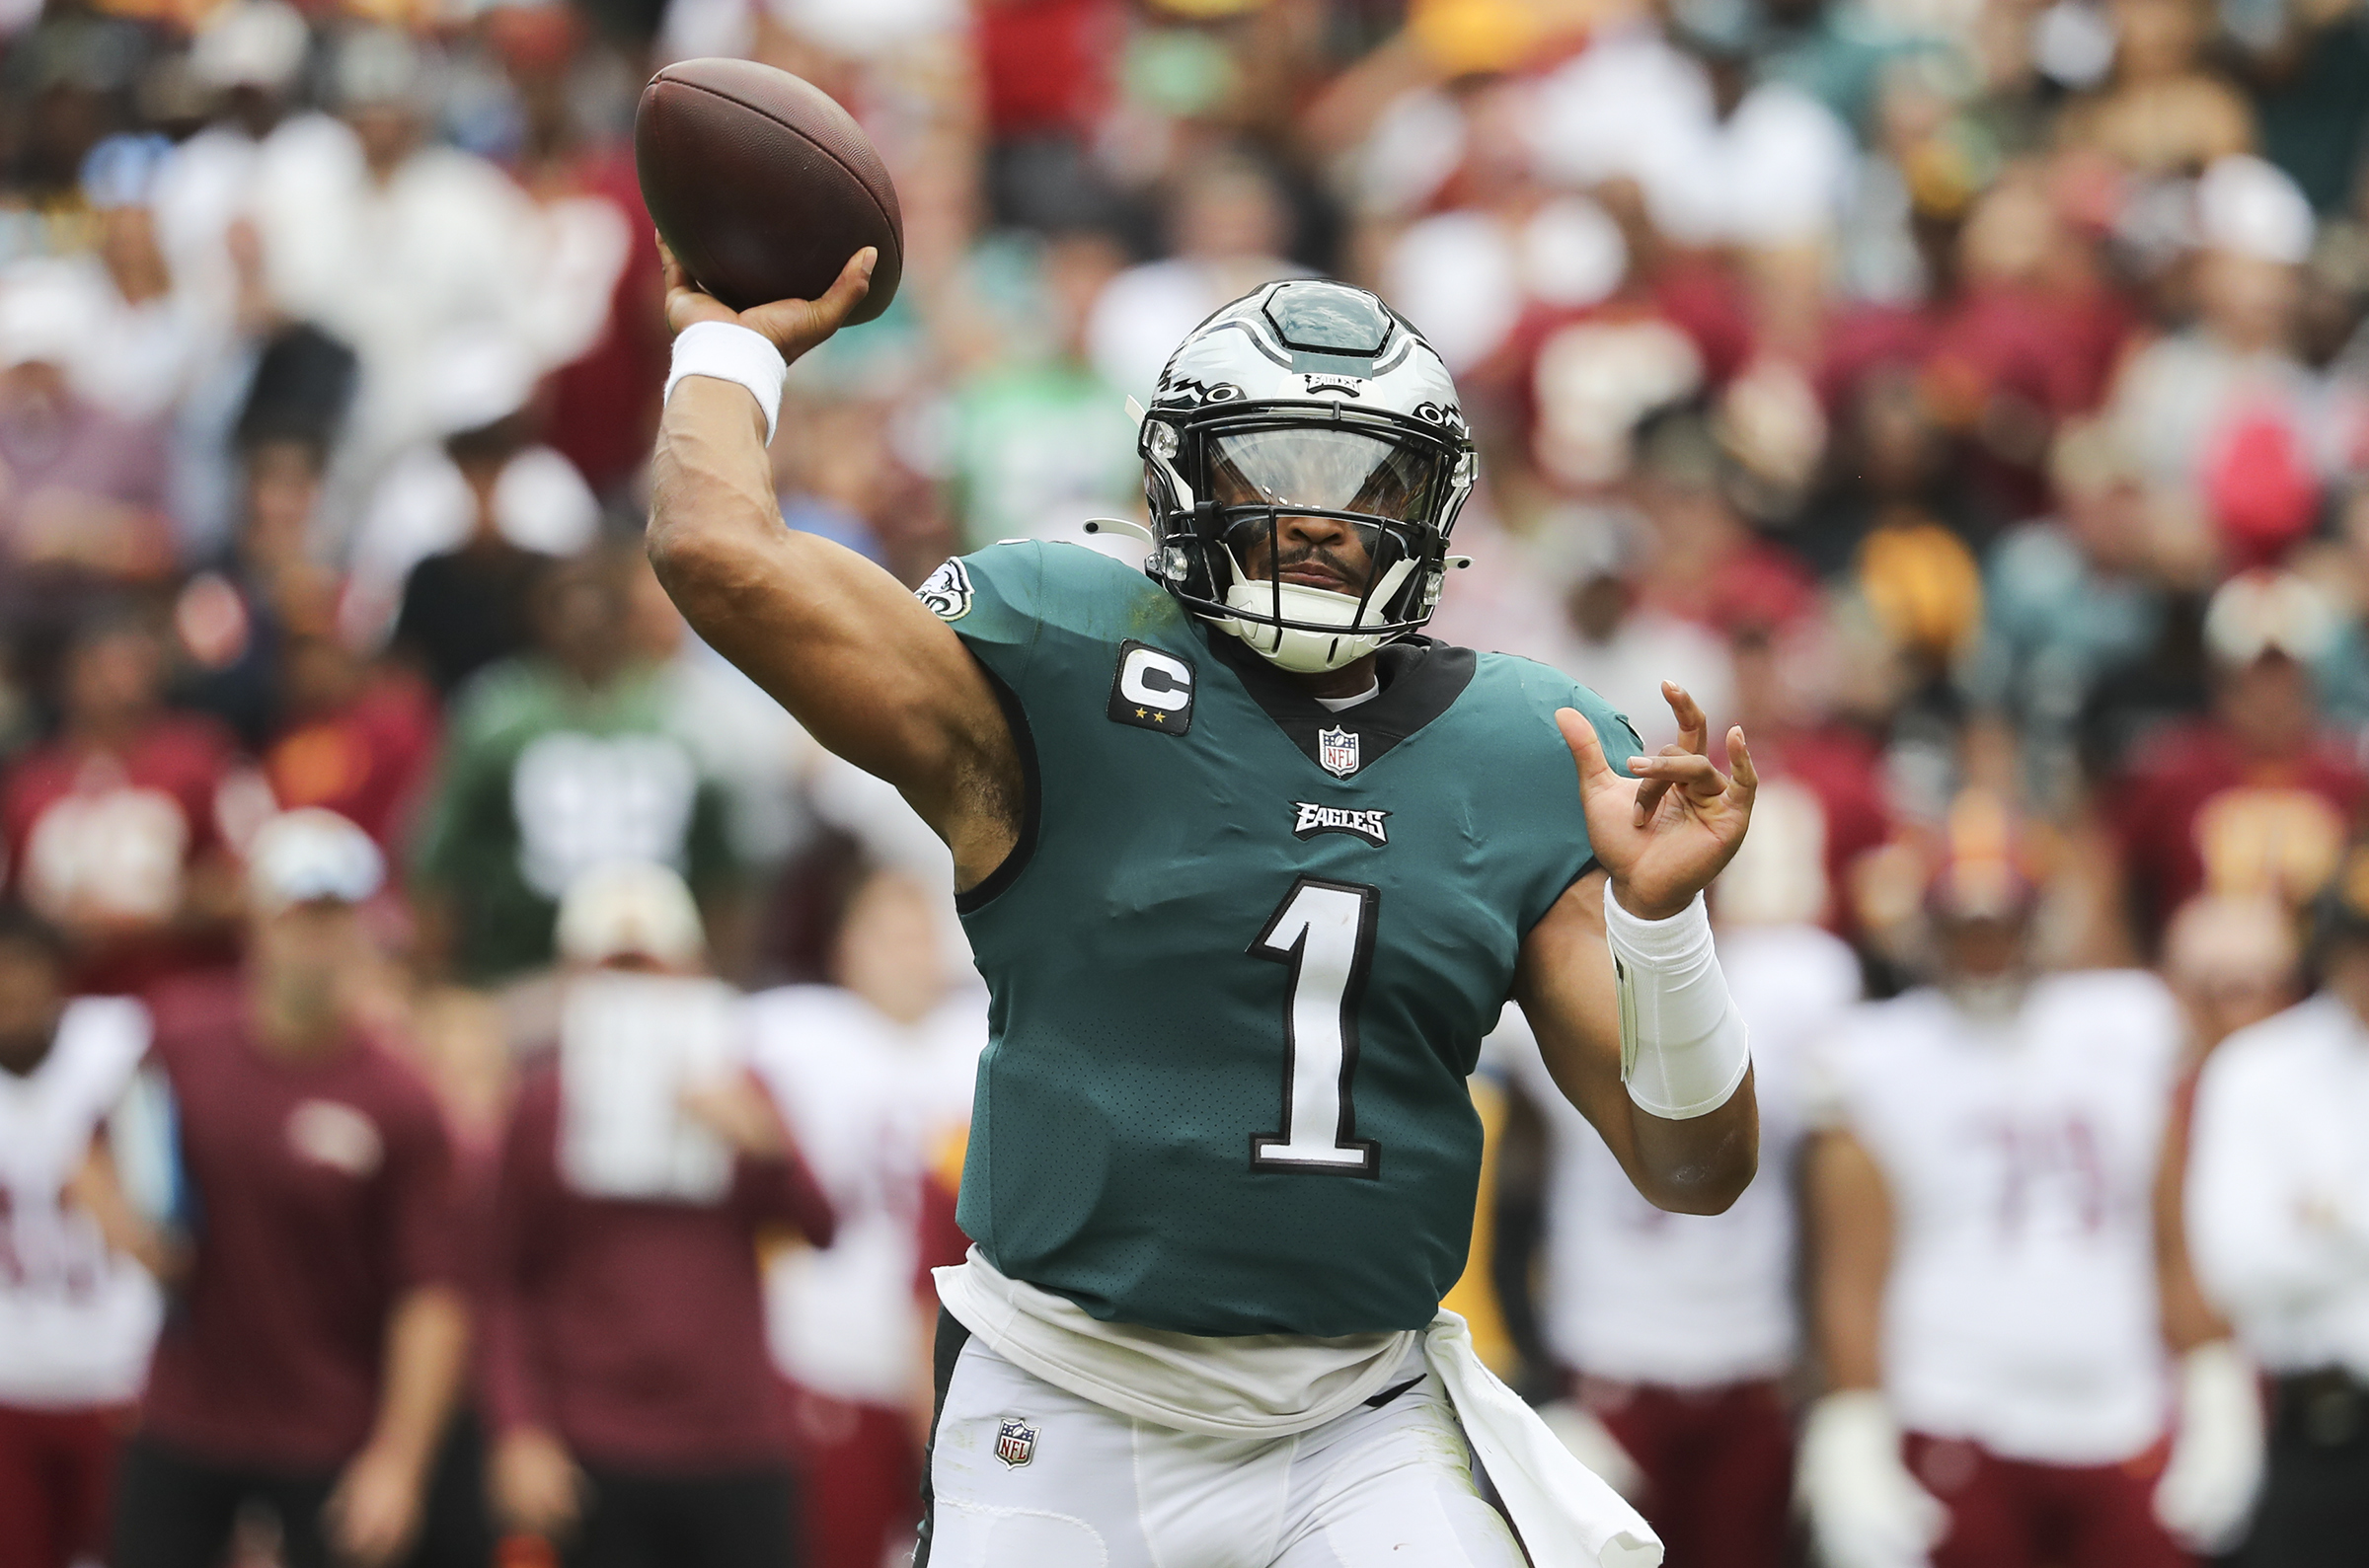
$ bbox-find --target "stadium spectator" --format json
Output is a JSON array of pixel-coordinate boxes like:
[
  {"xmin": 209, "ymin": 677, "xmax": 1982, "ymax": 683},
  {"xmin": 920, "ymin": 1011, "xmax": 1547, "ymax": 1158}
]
[
  {"xmin": 2113, "ymin": 568, "xmax": 2363, "ymax": 948},
  {"xmin": 1532, "ymin": 507, "xmax": 1733, "ymax": 753},
  {"xmin": 101, "ymin": 808, "xmax": 469, "ymax": 1568},
  {"xmin": 2186, "ymin": 847, "xmax": 2369, "ymax": 1566},
  {"xmin": 1086, "ymin": 155, "xmax": 1308, "ymax": 401},
  {"xmin": 483, "ymin": 860, "xmax": 833, "ymax": 1568},
  {"xmin": 945, "ymin": 226, "xmax": 1139, "ymax": 558},
  {"xmin": 409, "ymin": 546, "xmax": 743, "ymax": 984},
  {"xmin": 748, "ymin": 864, "xmax": 985, "ymax": 1568},
  {"xmin": 262, "ymin": 626, "xmax": 440, "ymax": 855},
  {"xmin": 1971, "ymin": 419, "xmax": 2174, "ymax": 808},
  {"xmin": 0, "ymin": 905, "xmax": 159, "ymax": 1568},
  {"xmin": 2109, "ymin": 156, "xmax": 2324, "ymax": 566},
  {"xmin": 1, "ymin": 611, "xmax": 254, "ymax": 998},
  {"xmin": 0, "ymin": 261, "xmax": 175, "ymax": 589},
  {"xmin": 350, "ymin": 338, "xmax": 598, "ymax": 687}
]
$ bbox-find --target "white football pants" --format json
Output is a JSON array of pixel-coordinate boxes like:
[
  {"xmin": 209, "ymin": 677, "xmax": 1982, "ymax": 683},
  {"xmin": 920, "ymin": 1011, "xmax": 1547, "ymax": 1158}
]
[{"xmin": 922, "ymin": 1337, "xmax": 1528, "ymax": 1568}]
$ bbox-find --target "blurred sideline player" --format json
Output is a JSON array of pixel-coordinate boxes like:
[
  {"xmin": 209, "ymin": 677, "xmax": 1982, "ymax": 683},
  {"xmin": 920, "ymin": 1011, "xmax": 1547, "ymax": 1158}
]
[
  {"xmin": 484, "ymin": 861, "xmax": 834, "ymax": 1568},
  {"xmin": 2148, "ymin": 892, "xmax": 2298, "ymax": 1557},
  {"xmin": 1800, "ymin": 817, "xmax": 2260, "ymax": 1568},
  {"xmin": 748, "ymin": 866, "xmax": 987, "ymax": 1568},
  {"xmin": 92, "ymin": 809, "xmax": 471, "ymax": 1568},
  {"xmin": 1498, "ymin": 791, "xmax": 1861, "ymax": 1567},
  {"xmin": 2186, "ymin": 849, "xmax": 2369, "ymax": 1567},
  {"xmin": 651, "ymin": 252, "xmax": 1763, "ymax": 1566},
  {"xmin": 0, "ymin": 905, "xmax": 160, "ymax": 1568}
]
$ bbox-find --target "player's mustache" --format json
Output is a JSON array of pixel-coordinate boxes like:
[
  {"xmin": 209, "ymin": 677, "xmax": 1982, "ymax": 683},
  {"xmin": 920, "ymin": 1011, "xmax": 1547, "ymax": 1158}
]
[{"xmin": 1264, "ymin": 542, "xmax": 1364, "ymax": 583}]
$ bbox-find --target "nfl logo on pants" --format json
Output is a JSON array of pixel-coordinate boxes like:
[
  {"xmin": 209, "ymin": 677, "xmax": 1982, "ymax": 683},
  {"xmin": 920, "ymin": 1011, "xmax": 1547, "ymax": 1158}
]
[{"xmin": 995, "ymin": 1416, "xmax": 1037, "ymax": 1468}]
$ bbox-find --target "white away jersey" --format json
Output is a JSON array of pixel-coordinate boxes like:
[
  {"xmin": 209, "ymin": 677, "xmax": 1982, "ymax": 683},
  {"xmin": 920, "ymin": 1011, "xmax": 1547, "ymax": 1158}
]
[
  {"xmin": 0, "ymin": 998, "xmax": 164, "ymax": 1407},
  {"xmin": 1816, "ymin": 970, "xmax": 2181, "ymax": 1463},
  {"xmin": 1506, "ymin": 922, "xmax": 1862, "ymax": 1385},
  {"xmin": 747, "ymin": 982, "xmax": 987, "ymax": 1406}
]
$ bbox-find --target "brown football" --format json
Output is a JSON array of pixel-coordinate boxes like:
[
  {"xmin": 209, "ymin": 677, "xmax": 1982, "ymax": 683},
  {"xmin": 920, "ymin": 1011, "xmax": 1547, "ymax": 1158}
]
[{"xmin": 635, "ymin": 58, "xmax": 903, "ymax": 323}]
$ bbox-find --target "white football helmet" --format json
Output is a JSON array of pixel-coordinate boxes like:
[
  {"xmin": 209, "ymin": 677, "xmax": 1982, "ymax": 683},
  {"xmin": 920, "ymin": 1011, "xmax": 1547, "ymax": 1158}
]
[{"xmin": 1131, "ymin": 280, "xmax": 1477, "ymax": 674}]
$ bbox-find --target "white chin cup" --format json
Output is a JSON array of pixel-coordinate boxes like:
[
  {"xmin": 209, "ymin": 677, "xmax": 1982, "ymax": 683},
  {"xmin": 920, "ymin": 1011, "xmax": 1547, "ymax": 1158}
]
[{"xmin": 1219, "ymin": 560, "xmax": 1414, "ymax": 674}]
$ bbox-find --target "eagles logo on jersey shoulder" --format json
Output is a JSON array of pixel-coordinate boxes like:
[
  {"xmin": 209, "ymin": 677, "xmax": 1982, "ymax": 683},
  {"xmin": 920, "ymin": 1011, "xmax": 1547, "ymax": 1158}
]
[{"xmin": 915, "ymin": 558, "xmax": 973, "ymax": 621}]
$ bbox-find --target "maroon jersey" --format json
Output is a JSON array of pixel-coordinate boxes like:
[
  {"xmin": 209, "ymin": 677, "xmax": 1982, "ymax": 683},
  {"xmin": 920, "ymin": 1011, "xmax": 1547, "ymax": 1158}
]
[
  {"xmin": 2113, "ymin": 719, "xmax": 2365, "ymax": 944},
  {"xmin": 140, "ymin": 978, "xmax": 462, "ymax": 1471},
  {"xmin": 1, "ymin": 717, "xmax": 250, "ymax": 996},
  {"xmin": 264, "ymin": 673, "xmax": 440, "ymax": 852},
  {"xmin": 482, "ymin": 1062, "xmax": 834, "ymax": 1470}
]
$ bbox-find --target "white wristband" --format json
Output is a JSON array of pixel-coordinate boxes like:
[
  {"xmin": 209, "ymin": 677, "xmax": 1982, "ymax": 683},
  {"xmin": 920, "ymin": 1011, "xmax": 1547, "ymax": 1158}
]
[
  {"xmin": 665, "ymin": 321, "xmax": 787, "ymax": 446},
  {"xmin": 1603, "ymin": 886, "xmax": 1751, "ymax": 1120}
]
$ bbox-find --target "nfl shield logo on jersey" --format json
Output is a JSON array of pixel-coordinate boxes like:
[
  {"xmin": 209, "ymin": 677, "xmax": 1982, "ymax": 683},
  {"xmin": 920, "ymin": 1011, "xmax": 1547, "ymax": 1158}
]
[
  {"xmin": 994, "ymin": 1416, "xmax": 1037, "ymax": 1468},
  {"xmin": 1319, "ymin": 725, "xmax": 1360, "ymax": 778}
]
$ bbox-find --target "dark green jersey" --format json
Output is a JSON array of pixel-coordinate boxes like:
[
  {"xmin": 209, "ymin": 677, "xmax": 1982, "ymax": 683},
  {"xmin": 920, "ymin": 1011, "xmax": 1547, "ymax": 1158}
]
[{"xmin": 939, "ymin": 541, "xmax": 1641, "ymax": 1337}]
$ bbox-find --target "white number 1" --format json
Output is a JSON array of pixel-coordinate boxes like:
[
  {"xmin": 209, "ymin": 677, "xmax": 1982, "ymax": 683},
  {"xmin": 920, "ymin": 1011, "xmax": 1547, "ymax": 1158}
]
[{"xmin": 1249, "ymin": 878, "xmax": 1381, "ymax": 1177}]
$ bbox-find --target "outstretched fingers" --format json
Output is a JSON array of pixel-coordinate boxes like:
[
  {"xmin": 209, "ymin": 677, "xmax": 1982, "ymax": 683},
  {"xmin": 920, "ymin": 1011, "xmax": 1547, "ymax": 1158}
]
[
  {"xmin": 1662, "ymin": 680, "xmax": 1710, "ymax": 755},
  {"xmin": 1627, "ymin": 750, "xmax": 1730, "ymax": 804},
  {"xmin": 1557, "ymin": 708, "xmax": 1629, "ymax": 802},
  {"xmin": 1725, "ymin": 725, "xmax": 1759, "ymax": 804}
]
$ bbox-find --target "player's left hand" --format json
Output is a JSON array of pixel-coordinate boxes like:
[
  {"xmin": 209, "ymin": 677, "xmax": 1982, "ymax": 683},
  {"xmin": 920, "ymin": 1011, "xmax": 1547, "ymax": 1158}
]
[
  {"xmin": 325, "ymin": 1442, "xmax": 425, "ymax": 1566},
  {"xmin": 1558, "ymin": 681, "xmax": 1756, "ymax": 922}
]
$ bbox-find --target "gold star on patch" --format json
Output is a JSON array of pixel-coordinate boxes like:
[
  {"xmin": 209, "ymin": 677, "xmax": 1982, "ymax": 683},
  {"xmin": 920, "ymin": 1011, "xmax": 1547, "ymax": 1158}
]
[
  {"xmin": 1153, "ymin": 712, "xmax": 1165, "ymax": 722},
  {"xmin": 1135, "ymin": 708, "xmax": 1148, "ymax": 718}
]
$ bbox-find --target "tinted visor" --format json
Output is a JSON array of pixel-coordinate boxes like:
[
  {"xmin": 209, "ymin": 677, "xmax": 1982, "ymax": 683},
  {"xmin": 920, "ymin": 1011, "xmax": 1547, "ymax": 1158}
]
[{"xmin": 1207, "ymin": 428, "xmax": 1439, "ymax": 525}]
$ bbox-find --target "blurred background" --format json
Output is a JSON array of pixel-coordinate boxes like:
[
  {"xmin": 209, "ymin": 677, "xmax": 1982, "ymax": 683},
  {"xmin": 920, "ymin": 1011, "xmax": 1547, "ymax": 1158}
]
[{"xmin": 4, "ymin": 0, "xmax": 2369, "ymax": 1561}]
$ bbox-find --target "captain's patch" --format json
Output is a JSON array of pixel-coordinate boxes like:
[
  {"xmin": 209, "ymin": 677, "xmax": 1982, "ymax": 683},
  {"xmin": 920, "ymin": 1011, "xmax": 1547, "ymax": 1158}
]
[{"xmin": 1108, "ymin": 640, "xmax": 1195, "ymax": 734}]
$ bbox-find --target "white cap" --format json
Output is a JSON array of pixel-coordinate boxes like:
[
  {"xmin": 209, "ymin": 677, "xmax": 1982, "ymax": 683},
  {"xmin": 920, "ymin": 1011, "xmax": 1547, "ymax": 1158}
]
[
  {"xmin": 248, "ymin": 809, "xmax": 386, "ymax": 912},
  {"xmin": 2195, "ymin": 155, "xmax": 2315, "ymax": 266},
  {"xmin": 332, "ymin": 28, "xmax": 429, "ymax": 111},
  {"xmin": 0, "ymin": 259, "xmax": 110, "ymax": 373},
  {"xmin": 191, "ymin": 0, "xmax": 310, "ymax": 92},
  {"xmin": 555, "ymin": 861, "xmax": 706, "ymax": 969},
  {"xmin": 2204, "ymin": 567, "xmax": 2336, "ymax": 665},
  {"xmin": 427, "ymin": 336, "xmax": 536, "ymax": 436}
]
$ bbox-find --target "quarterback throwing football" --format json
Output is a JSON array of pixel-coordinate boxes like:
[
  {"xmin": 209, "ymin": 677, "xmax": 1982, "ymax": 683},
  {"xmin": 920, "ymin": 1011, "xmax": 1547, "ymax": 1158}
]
[{"xmin": 650, "ymin": 248, "xmax": 1759, "ymax": 1568}]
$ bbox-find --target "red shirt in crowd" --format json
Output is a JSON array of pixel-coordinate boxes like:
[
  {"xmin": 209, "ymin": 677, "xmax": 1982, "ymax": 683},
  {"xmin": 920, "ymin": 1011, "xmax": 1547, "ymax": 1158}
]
[
  {"xmin": 482, "ymin": 1062, "xmax": 834, "ymax": 1471},
  {"xmin": 140, "ymin": 977, "xmax": 462, "ymax": 1472},
  {"xmin": 1, "ymin": 716, "xmax": 250, "ymax": 996},
  {"xmin": 264, "ymin": 673, "xmax": 440, "ymax": 853},
  {"xmin": 2114, "ymin": 718, "xmax": 2367, "ymax": 945}
]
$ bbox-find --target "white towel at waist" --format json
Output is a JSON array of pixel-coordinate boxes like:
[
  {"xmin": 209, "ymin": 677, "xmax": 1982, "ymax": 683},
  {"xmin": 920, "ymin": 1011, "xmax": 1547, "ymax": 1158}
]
[{"xmin": 932, "ymin": 1250, "xmax": 1663, "ymax": 1567}]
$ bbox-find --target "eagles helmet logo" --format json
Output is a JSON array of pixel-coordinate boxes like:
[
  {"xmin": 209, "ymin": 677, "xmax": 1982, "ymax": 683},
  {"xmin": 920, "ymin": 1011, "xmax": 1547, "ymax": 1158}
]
[
  {"xmin": 915, "ymin": 559, "xmax": 973, "ymax": 621},
  {"xmin": 1319, "ymin": 726, "xmax": 1360, "ymax": 779},
  {"xmin": 994, "ymin": 1416, "xmax": 1038, "ymax": 1468}
]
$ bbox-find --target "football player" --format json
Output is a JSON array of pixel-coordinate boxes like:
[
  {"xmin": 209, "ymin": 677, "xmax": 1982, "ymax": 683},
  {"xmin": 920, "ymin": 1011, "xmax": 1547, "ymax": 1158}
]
[
  {"xmin": 1501, "ymin": 792, "xmax": 1863, "ymax": 1568},
  {"xmin": 650, "ymin": 252, "xmax": 1760, "ymax": 1566},
  {"xmin": 1799, "ymin": 841, "xmax": 2252, "ymax": 1568}
]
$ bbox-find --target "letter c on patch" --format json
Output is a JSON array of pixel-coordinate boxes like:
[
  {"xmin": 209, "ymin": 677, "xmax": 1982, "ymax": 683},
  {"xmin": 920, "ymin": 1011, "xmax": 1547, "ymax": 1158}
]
[{"xmin": 1120, "ymin": 647, "xmax": 1193, "ymax": 709}]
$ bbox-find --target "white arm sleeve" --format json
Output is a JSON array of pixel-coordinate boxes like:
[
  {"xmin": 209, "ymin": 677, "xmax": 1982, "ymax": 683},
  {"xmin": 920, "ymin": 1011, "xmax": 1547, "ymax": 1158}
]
[
  {"xmin": 1602, "ymin": 886, "xmax": 1752, "ymax": 1120},
  {"xmin": 664, "ymin": 321, "xmax": 788, "ymax": 447}
]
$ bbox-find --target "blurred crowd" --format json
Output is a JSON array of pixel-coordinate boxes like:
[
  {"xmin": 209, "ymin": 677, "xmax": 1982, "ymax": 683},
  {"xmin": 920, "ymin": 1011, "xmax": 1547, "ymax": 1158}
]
[{"xmin": 6, "ymin": 0, "xmax": 2369, "ymax": 1561}]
